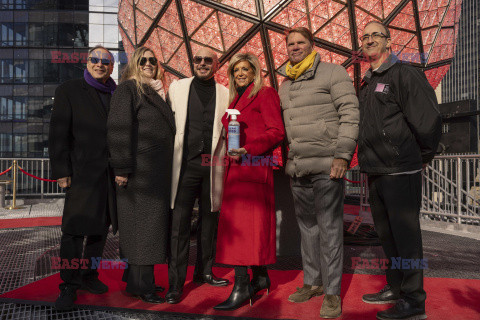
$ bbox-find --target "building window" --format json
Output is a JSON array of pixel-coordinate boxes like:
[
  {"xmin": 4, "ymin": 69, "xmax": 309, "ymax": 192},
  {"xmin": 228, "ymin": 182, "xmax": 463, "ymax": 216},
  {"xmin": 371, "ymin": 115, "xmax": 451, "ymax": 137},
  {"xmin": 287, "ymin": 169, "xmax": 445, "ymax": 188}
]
[{"xmin": 1, "ymin": 22, "xmax": 14, "ymax": 46}]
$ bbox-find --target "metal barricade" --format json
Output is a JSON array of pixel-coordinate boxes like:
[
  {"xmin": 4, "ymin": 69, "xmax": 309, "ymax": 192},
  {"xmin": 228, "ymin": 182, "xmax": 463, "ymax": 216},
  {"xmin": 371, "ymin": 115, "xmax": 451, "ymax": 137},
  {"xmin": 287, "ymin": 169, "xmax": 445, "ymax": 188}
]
[
  {"xmin": 422, "ymin": 155, "xmax": 480, "ymax": 224},
  {"xmin": 1, "ymin": 155, "xmax": 479, "ymax": 226},
  {"xmin": 349, "ymin": 155, "xmax": 480, "ymax": 226},
  {"xmin": 0, "ymin": 158, "xmax": 63, "ymax": 198}
]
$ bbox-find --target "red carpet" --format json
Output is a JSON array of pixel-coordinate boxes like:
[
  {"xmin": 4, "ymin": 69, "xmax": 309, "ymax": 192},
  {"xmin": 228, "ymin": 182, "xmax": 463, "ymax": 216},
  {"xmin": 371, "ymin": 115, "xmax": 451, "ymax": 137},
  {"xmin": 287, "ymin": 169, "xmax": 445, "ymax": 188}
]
[
  {"xmin": 344, "ymin": 204, "xmax": 361, "ymax": 216},
  {"xmin": 1, "ymin": 265, "xmax": 479, "ymax": 319},
  {"xmin": 0, "ymin": 217, "xmax": 62, "ymax": 229}
]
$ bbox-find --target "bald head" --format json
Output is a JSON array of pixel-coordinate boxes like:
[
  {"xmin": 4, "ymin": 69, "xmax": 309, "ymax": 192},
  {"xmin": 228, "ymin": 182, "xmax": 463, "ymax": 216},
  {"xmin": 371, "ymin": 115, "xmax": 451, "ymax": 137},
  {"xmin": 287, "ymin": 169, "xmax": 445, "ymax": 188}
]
[{"xmin": 193, "ymin": 48, "xmax": 218, "ymax": 80}]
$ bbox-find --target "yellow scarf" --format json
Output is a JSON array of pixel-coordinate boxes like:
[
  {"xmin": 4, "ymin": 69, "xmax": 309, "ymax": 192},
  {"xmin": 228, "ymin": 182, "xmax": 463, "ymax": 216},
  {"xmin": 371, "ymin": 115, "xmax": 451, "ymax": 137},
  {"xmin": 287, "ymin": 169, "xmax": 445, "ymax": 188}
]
[{"xmin": 286, "ymin": 51, "xmax": 317, "ymax": 80}]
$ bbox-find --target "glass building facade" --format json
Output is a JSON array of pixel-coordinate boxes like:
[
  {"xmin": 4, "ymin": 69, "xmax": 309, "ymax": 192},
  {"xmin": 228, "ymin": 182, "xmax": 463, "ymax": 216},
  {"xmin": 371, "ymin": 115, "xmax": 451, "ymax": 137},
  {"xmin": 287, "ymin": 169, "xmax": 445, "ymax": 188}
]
[
  {"xmin": 441, "ymin": 0, "xmax": 479, "ymax": 111},
  {"xmin": 0, "ymin": 0, "xmax": 123, "ymax": 158}
]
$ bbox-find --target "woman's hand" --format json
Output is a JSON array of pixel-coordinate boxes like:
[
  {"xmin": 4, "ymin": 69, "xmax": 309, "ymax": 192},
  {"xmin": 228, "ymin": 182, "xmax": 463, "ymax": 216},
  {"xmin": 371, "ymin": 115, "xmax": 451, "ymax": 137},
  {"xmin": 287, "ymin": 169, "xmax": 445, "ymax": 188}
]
[
  {"xmin": 115, "ymin": 175, "xmax": 128, "ymax": 187},
  {"xmin": 227, "ymin": 148, "xmax": 247, "ymax": 161},
  {"xmin": 57, "ymin": 176, "xmax": 71, "ymax": 188}
]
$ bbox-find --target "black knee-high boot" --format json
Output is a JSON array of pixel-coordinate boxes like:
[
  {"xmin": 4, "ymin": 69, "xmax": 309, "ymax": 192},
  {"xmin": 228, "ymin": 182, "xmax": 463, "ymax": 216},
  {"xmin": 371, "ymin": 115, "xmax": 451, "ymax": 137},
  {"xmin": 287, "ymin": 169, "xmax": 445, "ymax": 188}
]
[
  {"xmin": 251, "ymin": 265, "xmax": 270, "ymax": 295},
  {"xmin": 213, "ymin": 266, "xmax": 253, "ymax": 310}
]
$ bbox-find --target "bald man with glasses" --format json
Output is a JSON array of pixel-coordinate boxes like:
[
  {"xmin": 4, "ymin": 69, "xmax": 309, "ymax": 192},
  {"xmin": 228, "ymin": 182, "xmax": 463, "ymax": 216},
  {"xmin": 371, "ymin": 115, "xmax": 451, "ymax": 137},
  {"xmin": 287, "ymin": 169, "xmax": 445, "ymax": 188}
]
[{"xmin": 166, "ymin": 48, "xmax": 230, "ymax": 304}]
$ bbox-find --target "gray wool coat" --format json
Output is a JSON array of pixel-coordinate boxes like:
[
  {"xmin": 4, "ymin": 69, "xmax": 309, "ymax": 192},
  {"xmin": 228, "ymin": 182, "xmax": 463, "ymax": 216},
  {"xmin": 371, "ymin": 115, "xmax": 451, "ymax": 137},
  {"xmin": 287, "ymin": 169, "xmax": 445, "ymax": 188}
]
[
  {"xmin": 107, "ymin": 79, "xmax": 175, "ymax": 265},
  {"xmin": 279, "ymin": 53, "xmax": 359, "ymax": 177}
]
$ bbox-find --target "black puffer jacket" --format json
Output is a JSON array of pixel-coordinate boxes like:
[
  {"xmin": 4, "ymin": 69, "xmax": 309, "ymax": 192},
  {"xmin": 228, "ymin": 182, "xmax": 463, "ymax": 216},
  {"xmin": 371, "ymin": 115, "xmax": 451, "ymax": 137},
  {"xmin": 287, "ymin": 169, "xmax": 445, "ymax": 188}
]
[{"xmin": 358, "ymin": 54, "xmax": 442, "ymax": 175}]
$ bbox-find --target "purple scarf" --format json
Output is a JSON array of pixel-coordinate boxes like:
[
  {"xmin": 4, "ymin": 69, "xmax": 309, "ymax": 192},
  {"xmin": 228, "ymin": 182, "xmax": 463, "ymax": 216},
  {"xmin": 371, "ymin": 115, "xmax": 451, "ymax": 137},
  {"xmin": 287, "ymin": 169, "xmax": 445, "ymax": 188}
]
[{"xmin": 84, "ymin": 69, "xmax": 117, "ymax": 94}]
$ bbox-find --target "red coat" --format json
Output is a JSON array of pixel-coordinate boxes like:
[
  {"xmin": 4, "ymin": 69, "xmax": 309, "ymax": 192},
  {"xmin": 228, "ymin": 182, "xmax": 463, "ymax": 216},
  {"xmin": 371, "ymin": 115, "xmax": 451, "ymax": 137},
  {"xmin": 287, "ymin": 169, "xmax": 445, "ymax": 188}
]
[{"xmin": 215, "ymin": 84, "xmax": 285, "ymax": 266}]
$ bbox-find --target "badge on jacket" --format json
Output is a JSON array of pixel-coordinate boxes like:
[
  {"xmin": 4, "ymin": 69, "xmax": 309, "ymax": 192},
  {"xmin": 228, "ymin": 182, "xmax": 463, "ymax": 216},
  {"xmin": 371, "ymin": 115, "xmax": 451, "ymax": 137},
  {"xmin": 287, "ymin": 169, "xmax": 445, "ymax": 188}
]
[{"xmin": 375, "ymin": 83, "xmax": 390, "ymax": 94}]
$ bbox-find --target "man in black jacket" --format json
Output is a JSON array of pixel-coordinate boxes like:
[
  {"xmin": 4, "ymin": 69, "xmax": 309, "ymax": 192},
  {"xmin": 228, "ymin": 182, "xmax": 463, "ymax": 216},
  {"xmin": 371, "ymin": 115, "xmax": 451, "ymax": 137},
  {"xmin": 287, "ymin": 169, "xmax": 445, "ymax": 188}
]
[
  {"xmin": 165, "ymin": 48, "xmax": 229, "ymax": 304},
  {"xmin": 49, "ymin": 45, "xmax": 117, "ymax": 311},
  {"xmin": 358, "ymin": 22, "xmax": 441, "ymax": 320}
]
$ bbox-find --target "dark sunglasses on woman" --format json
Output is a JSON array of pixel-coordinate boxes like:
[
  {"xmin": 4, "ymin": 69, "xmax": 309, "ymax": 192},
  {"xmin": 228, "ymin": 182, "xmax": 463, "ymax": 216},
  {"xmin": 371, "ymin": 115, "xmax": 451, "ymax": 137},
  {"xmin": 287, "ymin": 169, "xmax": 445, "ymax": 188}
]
[
  {"xmin": 139, "ymin": 57, "xmax": 158, "ymax": 66},
  {"xmin": 88, "ymin": 57, "xmax": 111, "ymax": 65}
]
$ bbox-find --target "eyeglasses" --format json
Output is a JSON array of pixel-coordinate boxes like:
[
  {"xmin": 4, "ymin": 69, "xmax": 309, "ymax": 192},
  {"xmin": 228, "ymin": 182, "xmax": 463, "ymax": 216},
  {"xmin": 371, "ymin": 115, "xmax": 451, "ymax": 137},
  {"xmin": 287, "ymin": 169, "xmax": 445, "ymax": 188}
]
[
  {"xmin": 88, "ymin": 57, "xmax": 111, "ymax": 65},
  {"xmin": 360, "ymin": 32, "xmax": 388, "ymax": 42},
  {"xmin": 139, "ymin": 57, "xmax": 158, "ymax": 66},
  {"xmin": 193, "ymin": 56, "xmax": 214, "ymax": 65}
]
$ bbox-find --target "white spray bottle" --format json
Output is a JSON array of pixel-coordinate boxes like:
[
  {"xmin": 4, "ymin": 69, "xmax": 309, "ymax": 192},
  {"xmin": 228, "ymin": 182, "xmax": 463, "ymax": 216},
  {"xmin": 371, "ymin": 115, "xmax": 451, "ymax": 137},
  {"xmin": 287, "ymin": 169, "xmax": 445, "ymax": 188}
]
[{"xmin": 225, "ymin": 109, "xmax": 241, "ymax": 155}]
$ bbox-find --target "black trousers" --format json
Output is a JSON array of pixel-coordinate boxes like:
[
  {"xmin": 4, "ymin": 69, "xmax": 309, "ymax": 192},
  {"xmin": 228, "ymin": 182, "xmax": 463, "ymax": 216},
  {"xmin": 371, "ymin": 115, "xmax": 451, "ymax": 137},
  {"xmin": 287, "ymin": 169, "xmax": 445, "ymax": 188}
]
[
  {"xmin": 168, "ymin": 155, "xmax": 219, "ymax": 289},
  {"xmin": 368, "ymin": 172, "xmax": 426, "ymax": 307},
  {"xmin": 122, "ymin": 264, "xmax": 155, "ymax": 295},
  {"xmin": 59, "ymin": 232, "xmax": 107, "ymax": 290}
]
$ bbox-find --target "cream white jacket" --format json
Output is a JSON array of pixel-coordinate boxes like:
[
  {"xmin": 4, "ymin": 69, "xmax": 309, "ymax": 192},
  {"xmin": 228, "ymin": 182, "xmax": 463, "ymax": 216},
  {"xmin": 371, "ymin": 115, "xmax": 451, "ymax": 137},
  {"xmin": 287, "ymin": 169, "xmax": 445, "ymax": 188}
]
[{"xmin": 168, "ymin": 77, "xmax": 229, "ymax": 211}]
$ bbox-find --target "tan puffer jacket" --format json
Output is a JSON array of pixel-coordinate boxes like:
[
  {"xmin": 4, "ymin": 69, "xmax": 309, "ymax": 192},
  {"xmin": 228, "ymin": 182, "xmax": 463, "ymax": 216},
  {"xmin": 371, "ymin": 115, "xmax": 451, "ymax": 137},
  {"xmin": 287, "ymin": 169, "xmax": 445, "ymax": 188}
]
[{"xmin": 278, "ymin": 54, "xmax": 359, "ymax": 177}]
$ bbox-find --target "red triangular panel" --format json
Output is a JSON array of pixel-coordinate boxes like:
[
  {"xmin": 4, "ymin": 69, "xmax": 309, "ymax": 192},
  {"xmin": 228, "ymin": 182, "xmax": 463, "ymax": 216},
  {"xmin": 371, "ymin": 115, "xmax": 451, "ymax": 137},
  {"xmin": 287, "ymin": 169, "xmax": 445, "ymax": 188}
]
[
  {"xmin": 167, "ymin": 43, "xmax": 192, "ymax": 77},
  {"xmin": 191, "ymin": 12, "xmax": 224, "ymax": 51},
  {"xmin": 272, "ymin": 0, "xmax": 307, "ymax": 28},
  {"xmin": 218, "ymin": 12, "xmax": 254, "ymax": 52},
  {"xmin": 219, "ymin": 0, "xmax": 257, "ymax": 15},
  {"xmin": 142, "ymin": 26, "xmax": 165, "ymax": 63},
  {"xmin": 135, "ymin": 9, "xmax": 153, "ymax": 44},
  {"xmin": 118, "ymin": 1, "xmax": 137, "ymax": 44},
  {"xmin": 268, "ymin": 29, "xmax": 289, "ymax": 69},
  {"xmin": 158, "ymin": 1, "xmax": 183, "ymax": 36},
  {"xmin": 157, "ymin": 28, "xmax": 183, "ymax": 62},
  {"xmin": 181, "ymin": 0, "xmax": 214, "ymax": 36},
  {"xmin": 389, "ymin": 1, "xmax": 416, "ymax": 31},
  {"xmin": 135, "ymin": 0, "xmax": 165, "ymax": 19}
]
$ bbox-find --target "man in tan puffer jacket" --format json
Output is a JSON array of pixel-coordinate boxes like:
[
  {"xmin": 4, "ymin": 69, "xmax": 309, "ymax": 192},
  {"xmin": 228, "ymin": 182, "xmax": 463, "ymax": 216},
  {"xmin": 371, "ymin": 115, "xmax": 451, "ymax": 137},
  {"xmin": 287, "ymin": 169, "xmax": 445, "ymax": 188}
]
[{"xmin": 278, "ymin": 27, "xmax": 359, "ymax": 319}]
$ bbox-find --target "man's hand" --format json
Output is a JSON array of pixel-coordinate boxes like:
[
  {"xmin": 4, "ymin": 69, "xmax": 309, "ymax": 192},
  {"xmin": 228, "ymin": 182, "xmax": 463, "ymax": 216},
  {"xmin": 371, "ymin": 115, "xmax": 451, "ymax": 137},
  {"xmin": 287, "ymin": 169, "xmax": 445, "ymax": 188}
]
[
  {"xmin": 57, "ymin": 176, "xmax": 71, "ymax": 188},
  {"xmin": 115, "ymin": 175, "xmax": 128, "ymax": 187},
  {"xmin": 330, "ymin": 158, "xmax": 348, "ymax": 179},
  {"xmin": 227, "ymin": 148, "xmax": 247, "ymax": 161}
]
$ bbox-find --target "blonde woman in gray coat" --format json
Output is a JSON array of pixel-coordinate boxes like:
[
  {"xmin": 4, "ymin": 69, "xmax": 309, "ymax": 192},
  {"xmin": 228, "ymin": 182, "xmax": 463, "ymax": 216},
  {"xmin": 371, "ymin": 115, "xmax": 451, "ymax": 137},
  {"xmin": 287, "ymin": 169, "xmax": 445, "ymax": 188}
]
[{"xmin": 108, "ymin": 47, "xmax": 175, "ymax": 304}]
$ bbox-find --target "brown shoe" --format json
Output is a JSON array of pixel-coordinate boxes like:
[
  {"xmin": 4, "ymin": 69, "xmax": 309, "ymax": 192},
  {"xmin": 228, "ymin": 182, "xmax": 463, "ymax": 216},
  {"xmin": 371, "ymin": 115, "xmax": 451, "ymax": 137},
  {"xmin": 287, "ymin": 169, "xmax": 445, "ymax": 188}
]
[
  {"xmin": 320, "ymin": 294, "xmax": 341, "ymax": 319},
  {"xmin": 288, "ymin": 284, "xmax": 324, "ymax": 303}
]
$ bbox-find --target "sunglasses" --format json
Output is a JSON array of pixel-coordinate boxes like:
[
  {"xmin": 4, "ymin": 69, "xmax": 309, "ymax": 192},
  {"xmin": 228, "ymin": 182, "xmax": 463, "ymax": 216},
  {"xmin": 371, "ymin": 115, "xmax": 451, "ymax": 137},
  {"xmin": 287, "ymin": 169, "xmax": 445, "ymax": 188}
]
[
  {"xmin": 139, "ymin": 57, "xmax": 158, "ymax": 66},
  {"xmin": 88, "ymin": 57, "xmax": 111, "ymax": 65},
  {"xmin": 193, "ymin": 56, "xmax": 214, "ymax": 65}
]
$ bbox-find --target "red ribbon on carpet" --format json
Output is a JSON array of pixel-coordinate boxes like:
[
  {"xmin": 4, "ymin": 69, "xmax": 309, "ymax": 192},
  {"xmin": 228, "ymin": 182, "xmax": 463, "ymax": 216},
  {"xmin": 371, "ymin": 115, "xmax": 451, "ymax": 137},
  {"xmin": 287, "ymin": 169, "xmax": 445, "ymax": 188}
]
[{"xmin": 17, "ymin": 166, "xmax": 57, "ymax": 182}]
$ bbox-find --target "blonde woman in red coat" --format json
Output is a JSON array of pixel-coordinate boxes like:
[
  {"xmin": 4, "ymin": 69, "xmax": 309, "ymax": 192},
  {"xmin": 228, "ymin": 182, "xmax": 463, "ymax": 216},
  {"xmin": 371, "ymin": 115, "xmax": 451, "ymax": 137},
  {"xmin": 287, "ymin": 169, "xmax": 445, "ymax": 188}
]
[{"xmin": 213, "ymin": 52, "xmax": 285, "ymax": 311}]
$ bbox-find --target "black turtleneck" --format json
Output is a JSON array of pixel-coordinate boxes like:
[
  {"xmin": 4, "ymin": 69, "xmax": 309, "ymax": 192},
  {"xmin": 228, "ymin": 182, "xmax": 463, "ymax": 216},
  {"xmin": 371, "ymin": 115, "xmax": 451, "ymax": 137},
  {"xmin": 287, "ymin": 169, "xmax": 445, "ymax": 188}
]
[
  {"xmin": 192, "ymin": 76, "xmax": 216, "ymax": 107},
  {"xmin": 232, "ymin": 82, "xmax": 253, "ymax": 108},
  {"xmin": 236, "ymin": 84, "xmax": 249, "ymax": 98}
]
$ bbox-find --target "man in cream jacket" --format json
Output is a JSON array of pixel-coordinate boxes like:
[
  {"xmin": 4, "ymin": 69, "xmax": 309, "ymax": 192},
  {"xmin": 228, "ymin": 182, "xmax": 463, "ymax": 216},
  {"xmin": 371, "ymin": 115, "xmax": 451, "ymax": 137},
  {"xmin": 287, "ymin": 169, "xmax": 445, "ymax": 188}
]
[{"xmin": 166, "ymin": 48, "xmax": 229, "ymax": 304}]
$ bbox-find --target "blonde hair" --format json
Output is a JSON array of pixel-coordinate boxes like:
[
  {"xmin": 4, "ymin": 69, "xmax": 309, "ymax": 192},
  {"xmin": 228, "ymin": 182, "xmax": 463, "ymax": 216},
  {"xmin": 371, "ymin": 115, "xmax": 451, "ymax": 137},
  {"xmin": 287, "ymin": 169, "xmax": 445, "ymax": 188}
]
[
  {"xmin": 120, "ymin": 46, "xmax": 164, "ymax": 96},
  {"xmin": 227, "ymin": 52, "xmax": 264, "ymax": 104}
]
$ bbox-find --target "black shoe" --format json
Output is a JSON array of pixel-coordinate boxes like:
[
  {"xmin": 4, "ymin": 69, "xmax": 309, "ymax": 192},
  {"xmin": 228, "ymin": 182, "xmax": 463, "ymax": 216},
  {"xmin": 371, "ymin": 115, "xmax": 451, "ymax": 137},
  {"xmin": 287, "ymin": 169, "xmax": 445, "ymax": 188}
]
[
  {"xmin": 133, "ymin": 292, "xmax": 165, "ymax": 304},
  {"xmin": 155, "ymin": 285, "xmax": 165, "ymax": 292},
  {"xmin": 55, "ymin": 286, "xmax": 77, "ymax": 311},
  {"xmin": 376, "ymin": 299, "xmax": 427, "ymax": 320},
  {"xmin": 80, "ymin": 277, "xmax": 108, "ymax": 294},
  {"xmin": 363, "ymin": 285, "xmax": 400, "ymax": 304},
  {"xmin": 193, "ymin": 273, "xmax": 229, "ymax": 287},
  {"xmin": 251, "ymin": 272, "xmax": 271, "ymax": 295},
  {"xmin": 165, "ymin": 287, "xmax": 183, "ymax": 304},
  {"xmin": 213, "ymin": 275, "xmax": 253, "ymax": 311}
]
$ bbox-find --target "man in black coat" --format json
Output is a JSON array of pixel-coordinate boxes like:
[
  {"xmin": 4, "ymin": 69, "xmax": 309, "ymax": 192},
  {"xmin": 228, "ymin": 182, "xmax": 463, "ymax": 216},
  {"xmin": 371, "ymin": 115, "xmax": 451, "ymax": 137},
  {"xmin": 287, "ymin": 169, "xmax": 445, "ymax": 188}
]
[
  {"xmin": 49, "ymin": 45, "xmax": 117, "ymax": 311},
  {"xmin": 358, "ymin": 22, "xmax": 441, "ymax": 320}
]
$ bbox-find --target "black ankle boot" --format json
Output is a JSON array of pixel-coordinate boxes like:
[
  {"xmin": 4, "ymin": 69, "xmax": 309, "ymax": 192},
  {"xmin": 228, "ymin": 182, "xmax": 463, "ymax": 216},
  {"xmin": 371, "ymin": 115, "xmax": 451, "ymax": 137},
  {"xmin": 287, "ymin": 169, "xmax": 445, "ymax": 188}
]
[
  {"xmin": 213, "ymin": 275, "xmax": 253, "ymax": 310},
  {"xmin": 251, "ymin": 268, "xmax": 271, "ymax": 295}
]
